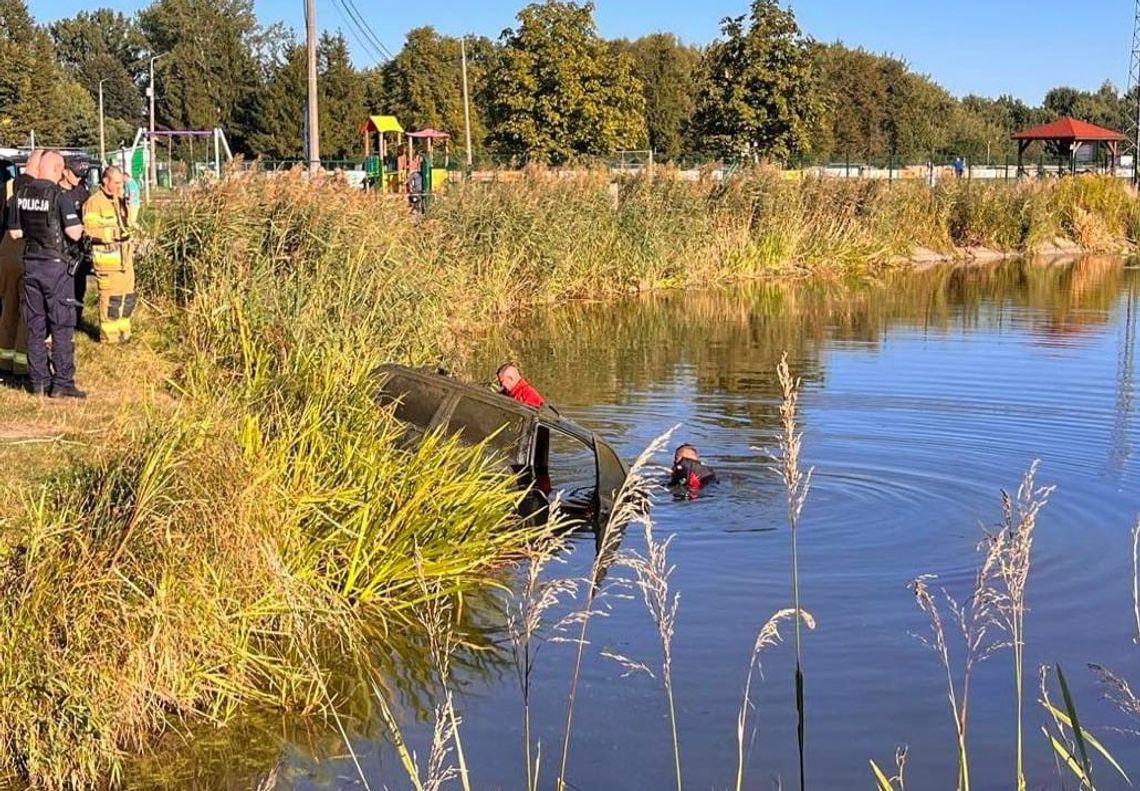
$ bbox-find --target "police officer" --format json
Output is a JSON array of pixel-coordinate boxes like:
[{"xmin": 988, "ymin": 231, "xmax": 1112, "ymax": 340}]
[
  {"xmin": 6, "ymin": 151, "xmax": 85, "ymax": 398},
  {"xmin": 61, "ymin": 158, "xmax": 92, "ymax": 325},
  {"xmin": 0, "ymin": 149, "xmax": 42, "ymax": 379}
]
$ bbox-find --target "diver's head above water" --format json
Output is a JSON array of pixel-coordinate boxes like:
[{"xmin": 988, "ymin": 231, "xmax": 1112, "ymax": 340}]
[{"xmin": 670, "ymin": 443, "xmax": 717, "ymax": 491}]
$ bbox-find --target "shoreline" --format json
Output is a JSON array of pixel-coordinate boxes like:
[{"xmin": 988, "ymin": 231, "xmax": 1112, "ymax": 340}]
[{"xmin": 906, "ymin": 238, "xmax": 1133, "ymax": 269}]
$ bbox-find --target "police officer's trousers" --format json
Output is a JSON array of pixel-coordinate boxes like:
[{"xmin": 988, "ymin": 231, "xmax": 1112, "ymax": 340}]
[
  {"xmin": 0, "ymin": 235, "xmax": 28, "ymax": 375},
  {"xmin": 22, "ymin": 259, "xmax": 76, "ymax": 389},
  {"xmin": 74, "ymin": 255, "xmax": 92, "ymax": 326}
]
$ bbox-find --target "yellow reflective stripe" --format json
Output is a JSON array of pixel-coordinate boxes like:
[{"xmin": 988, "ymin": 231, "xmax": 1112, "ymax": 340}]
[
  {"xmin": 0, "ymin": 349, "xmax": 13, "ymax": 361},
  {"xmin": 99, "ymin": 318, "xmax": 130, "ymax": 341},
  {"xmin": 13, "ymin": 353, "xmax": 27, "ymax": 366}
]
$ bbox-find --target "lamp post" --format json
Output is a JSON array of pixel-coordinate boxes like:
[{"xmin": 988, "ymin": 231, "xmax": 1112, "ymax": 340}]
[
  {"xmin": 146, "ymin": 52, "xmax": 166, "ymax": 203},
  {"xmin": 97, "ymin": 78, "xmax": 108, "ymax": 166},
  {"xmin": 461, "ymin": 36, "xmax": 473, "ymax": 171}
]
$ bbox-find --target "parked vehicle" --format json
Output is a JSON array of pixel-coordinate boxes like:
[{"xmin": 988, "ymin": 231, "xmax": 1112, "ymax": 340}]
[{"xmin": 375, "ymin": 364, "xmax": 629, "ymax": 539}]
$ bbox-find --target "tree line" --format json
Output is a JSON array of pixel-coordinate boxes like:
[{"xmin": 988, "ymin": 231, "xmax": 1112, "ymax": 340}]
[{"xmin": 2, "ymin": 0, "xmax": 1135, "ymax": 165}]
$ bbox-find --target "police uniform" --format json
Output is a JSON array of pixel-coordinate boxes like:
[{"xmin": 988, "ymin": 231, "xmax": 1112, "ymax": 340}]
[
  {"xmin": 8, "ymin": 177, "xmax": 83, "ymax": 395},
  {"xmin": 65, "ymin": 166, "xmax": 93, "ymax": 325},
  {"xmin": 82, "ymin": 187, "xmax": 134, "ymax": 342},
  {"xmin": 0, "ymin": 171, "xmax": 32, "ymax": 376}
]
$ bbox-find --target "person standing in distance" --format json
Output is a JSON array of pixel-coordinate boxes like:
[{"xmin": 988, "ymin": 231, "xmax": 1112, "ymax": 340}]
[
  {"xmin": 0, "ymin": 149, "xmax": 42, "ymax": 379},
  {"xmin": 7, "ymin": 151, "xmax": 85, "ymax": 398},
  {"xmin": 120, "ymin": 157, "xmax": 140, "ymax": 228}
]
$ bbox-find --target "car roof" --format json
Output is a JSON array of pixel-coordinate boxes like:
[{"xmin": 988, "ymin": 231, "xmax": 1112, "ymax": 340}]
[{"xmin": 376, "ymin": 363, "xmax": 598, "ymax": 446}]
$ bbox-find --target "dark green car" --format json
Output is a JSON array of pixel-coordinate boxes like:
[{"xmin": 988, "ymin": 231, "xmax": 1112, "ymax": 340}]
[{"xmin": 376, "ymin": 364, "xmax": 629, "ymax": 535}]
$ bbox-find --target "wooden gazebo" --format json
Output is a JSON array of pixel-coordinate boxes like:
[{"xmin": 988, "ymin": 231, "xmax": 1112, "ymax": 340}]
[{"xmin": 1011, "ymin": 117, "xmax": 1126, "ymax": 176}]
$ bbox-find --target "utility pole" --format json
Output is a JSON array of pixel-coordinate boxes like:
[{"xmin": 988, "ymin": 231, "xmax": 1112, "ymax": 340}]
[
  {"xmin": 1128, "ymin": 0, "xmax": 1140, "ymax": 184},
  {"xmin": 147, "ymin": 53, "xmax": 165, "ymax": 203},
  {"xmin": 460, "ymin": 36, "xmax": 473, "ymax": 170},
  {"xmin": 304, "ymin": 0, "xmax": 320, "ymax": 173},
  {"xmin": 98, "ymin": 79, "xmax": 107, "ymax": 165}
]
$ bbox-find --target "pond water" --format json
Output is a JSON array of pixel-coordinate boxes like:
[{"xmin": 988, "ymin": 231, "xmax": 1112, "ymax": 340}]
[{"xmin": 163, "ymin": 257, "xmax": 1140, "ymax": 790}]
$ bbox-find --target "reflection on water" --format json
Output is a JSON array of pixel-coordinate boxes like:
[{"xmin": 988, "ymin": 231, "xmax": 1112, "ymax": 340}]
[{"xmin": 139, "ymin": 257, "xmax": 1140, "ymax": 790}]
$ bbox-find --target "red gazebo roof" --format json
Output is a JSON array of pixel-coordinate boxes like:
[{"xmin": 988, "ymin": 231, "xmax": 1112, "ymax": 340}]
[{"xmin": 1011, "ymin": 117, "xmax": 1126, "ymax": 142}]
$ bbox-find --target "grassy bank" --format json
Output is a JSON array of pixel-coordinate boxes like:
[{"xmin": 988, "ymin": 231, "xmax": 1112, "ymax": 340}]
[{"xmin": 0, "ymin": 170, "xmax": 1138, "ymax": 788}]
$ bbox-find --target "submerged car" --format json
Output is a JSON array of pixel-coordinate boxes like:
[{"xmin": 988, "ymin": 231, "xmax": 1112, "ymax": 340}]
[{"xmin": 375, "ymin": 364, "xmax": 629, "ymax": 535}]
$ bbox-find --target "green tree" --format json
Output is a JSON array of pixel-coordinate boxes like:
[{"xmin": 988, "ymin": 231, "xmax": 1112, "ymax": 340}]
[
  {"xmin": 690, "ymin": 0, "xmax": 822, "ymax": 163},
  {"xmin": 379, "ymin": 27, "xmax": 494, "ymax": 162},
  {"xmin": 881, "ymin": 63, "xmax": 954, "ymax": 161},
  {"xmin": 318, "ymin": 32, "xmax": 366, "ymax": 159},
  {"xmin": 138, "ymin": 0, "xmax": 260, "ymax": 147},
  {"xmin": 242, "ymin": 43, "xmax": 304, "ymax": 159},
  {"xmin": 0, "ymin": 0, "xmax": 96, "ymax": 146},
  {"xmin": 50, "ymin": 9, "xmax": 147, "ymax": 122},
  {"xmin": 809, "ymin": 43, "xmax": 890, "ymax": 161},
  {"xmin": 1043, "ymin": 82, "xmax": 1128, "ymax": 131},
  {"xmin": 485, "ymin": 1, "xmax": 646, "ymax": 165},
  {"xmin": 616, "ymin": 33, "xmax": 700, "ymax": 161}
]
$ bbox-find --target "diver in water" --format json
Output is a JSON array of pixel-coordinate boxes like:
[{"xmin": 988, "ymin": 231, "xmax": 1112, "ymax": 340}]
[{"xmin": 669, "ymin": 443, "xmax": 717, "ymax": 493}]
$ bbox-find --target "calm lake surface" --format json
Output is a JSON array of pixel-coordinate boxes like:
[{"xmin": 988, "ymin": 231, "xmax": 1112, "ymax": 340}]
[{"xmin": 163, "ymin": 257, "xmax": 1140, "ymax": 790}]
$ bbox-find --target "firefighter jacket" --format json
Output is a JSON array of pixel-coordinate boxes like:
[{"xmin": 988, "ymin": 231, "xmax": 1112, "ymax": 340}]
[{"xmin": 82, "ymin": 189, "xmax": 129, "ymax": 271}]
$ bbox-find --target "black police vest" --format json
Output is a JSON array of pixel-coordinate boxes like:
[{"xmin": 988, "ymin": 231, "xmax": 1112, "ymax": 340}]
[{"xmin": 16, "ymin": 181, "xmax": 66, "ymax": 261}]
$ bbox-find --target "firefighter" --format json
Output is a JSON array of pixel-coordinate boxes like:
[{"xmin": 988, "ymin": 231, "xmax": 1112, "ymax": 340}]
[
  {"xmin": 0, "ymin": 149, "xmax": 42, "ymax": 379},
  {"xmin": 7, "ymin": 151, "xmax": 85, "ymax": 398},
  {"xmin": 82, "ymin": 165, "xmax": 134, "ymax": 343}
]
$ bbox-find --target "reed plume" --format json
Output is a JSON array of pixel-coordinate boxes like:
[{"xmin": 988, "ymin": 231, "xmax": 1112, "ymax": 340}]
[
  {"xmin": 624, "ymin": 480, "xmax": 684, "ymax": 791},
  {"xmin": 735, "ymin": 608, "xmax": 816, "ymax": 791},
  {"xmin": 556, "ymin": 429, "xmax": 671, "ymax": 791},
  {"xmin": 774, "ymin": 354, "xmax": 813, "ymax": 791},
  {"xmin": 985, "ymin": 461, "xmax": 1053, "ymax": 791},
  {"xmin": 505, "ymin": 522, "xmax": 578, "ymax": 791}
]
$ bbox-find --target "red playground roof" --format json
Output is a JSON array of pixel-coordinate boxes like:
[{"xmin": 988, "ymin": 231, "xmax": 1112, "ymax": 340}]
[
  {"xmin": 1011, "ymin": 117, "xmax": 1126, "ymax": 142},
  {"xmin": 407, "ymin": 128, "xmax": 450, "ymax": 140}
]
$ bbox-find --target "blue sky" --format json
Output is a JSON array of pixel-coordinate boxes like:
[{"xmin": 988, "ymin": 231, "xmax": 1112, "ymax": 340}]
[{"xmin": 28, "ymin": 0, "xmax": 1135, "ymax": 103}]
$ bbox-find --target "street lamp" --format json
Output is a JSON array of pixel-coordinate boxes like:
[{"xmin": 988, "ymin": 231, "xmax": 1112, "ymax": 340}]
[
  {"xmin": 146, "ymin": 52, "xmax": 167, "ymax": 203},
  {"xmin": 97, "ymin": 78, "xmax": 108, "ymax": 166}
]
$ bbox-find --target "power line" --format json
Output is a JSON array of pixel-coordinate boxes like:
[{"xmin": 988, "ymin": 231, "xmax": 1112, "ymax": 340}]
[
  {"xmin": 342, "ymin": 0, "xmax": 396, "ymax": 60},
  {"xmin": 331, "ymin": 0, "xmax": 394, "ymax": 64},
  {"xmin": 329, "ymin": 0, "xmax": 387, "ymax": 66}
]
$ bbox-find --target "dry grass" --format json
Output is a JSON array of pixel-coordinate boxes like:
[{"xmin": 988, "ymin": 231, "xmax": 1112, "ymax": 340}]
[
  {"xmin": 555, "ymin": 433, "xmax": 665, "ymax": 791},
  {"xmin": 772, "ymin": 354, "xmax": 813, "ymax": 791},
  {"xmin": 736, "ymin": 608, "xmax": 816, "ymax": 791},
  {"xmin": 0, "ymin": 307, "xmax": 175, "ymax": 512},
  {"xmin": 987, "ymin": 462, "xmax": 1054, "ymax": 791},
  {"xmin": 621, "ymin": 430, "xmax": 685, "ymax": 791},
  {"xmin": 505, "ymin": 526, "xmax": 579, "ymax": 791}
]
